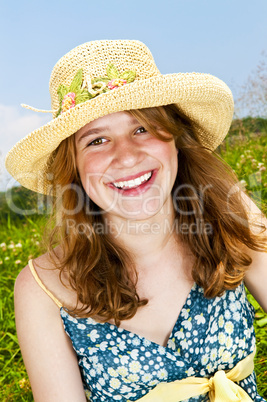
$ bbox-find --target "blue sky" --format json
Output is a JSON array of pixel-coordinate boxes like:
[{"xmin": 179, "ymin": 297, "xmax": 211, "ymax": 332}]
[{"xmin": 1, "ymin": 0, "xmax": 267, "ymax": 190}]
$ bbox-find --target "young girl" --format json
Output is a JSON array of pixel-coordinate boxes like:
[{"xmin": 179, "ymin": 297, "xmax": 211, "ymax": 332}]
[{"xmin": 5, "ymin": 40, "xmax": 267, "ymax": 401}]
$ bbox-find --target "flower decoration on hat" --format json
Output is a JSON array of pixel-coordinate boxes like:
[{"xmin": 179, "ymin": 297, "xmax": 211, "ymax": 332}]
[
  {"xmin": 61, "ymin": 92, "xmax": 76, "ymax": 113},
  {"xmin": 57, "ymin": 63, "xmax": 136, "ymax": 117}
]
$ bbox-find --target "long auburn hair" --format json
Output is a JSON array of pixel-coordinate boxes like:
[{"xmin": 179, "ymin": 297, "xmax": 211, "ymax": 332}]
[{"xmin": 45, "ymin": 104, "xmax": 266, "ymax": 325}]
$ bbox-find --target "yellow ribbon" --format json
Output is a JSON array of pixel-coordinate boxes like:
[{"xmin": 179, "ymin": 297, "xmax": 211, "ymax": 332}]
[{"xmin": 136, "ymin": 349, "xmax": 255, "ymax": 402}]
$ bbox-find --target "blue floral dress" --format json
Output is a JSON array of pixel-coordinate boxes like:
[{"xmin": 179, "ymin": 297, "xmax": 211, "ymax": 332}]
[{"xmin": 61, "ymin": 282, "xmax": 266, "ymax": 401}]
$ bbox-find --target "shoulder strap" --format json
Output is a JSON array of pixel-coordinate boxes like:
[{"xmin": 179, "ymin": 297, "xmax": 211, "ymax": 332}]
[{"xmin": 28, "ymin": 259, "xmax": 63, "ymax": 308}]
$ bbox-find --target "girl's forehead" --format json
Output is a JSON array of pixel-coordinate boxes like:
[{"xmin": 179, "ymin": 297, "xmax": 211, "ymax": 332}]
[{"xmin": 75, "ymin": 112, "xmax": 140, "ymax": 139}]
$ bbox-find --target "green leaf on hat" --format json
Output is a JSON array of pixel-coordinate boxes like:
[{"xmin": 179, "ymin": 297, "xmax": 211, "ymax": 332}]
[
  {"xmin": 120, "ymin": 70, "xmax": 136, "ymax": 83},
  {"xmin": 92, "ymin": 77, "xmax": 110, "ymax": 84},
  {"xmin": 75, "ymin": 91, "xmax": 91, "ymax": 104},
  {"xmin": 57, "ymin": 85, "xmax": 69, "ymax": 104},
  {"xmin": 106, "ymin": 63, "xmax": 119, "ymax": 79},
  {"xmin": 57, "ymin": 85, "xmax": 69, "ymax": 115},
  {"xmin": 69, "ymin": 69, "xmax": 83, "ymax": 92}
]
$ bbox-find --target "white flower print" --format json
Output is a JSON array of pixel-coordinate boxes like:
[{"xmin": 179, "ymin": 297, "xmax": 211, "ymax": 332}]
[
  {"xmin": 129, "ymin": 349, "xmax": 139, "ymax": 360},
  {"xmin": 226, "ymin": 336, "xmax": 233, "ymax": 349},
  {"xmin": 108, "ymin": 367, "xmax": 118, "ymax": 377},
  {"xmin": 129, "ymin": 361, "xmax": 142, "ymax": 373},
  {"xmin": 82, "ymin": 357, "xmax": 90, "ymax": 370},
  {"xmin": 60, "ymin": 309, "xmax": 68, "ymax": 318},
  {"xmin": 229, "ymin": 292, "xmax": 236, "ymax": 302},
  {"xmin": 59, "ymin": 282, "xmax": 260, "ymax": 401},
  {"xmin": 181, "ymin": 308, "xmax": 190, "ymax": 319},
  {"xmin": 215, "ymin": 305, "xmax": 220, "ymax": 314},
  {"xmin": 174, "ymin": 328, "xmax": 185, "ymax": 340},
  {"xmin": 110, "ymin": 377, "xmax": 121, "ymax": 389},
  {"xmin": 120, "ymin": 355, "xmax": 130, "ymax": 365},
  {"xmin": 86, "ymin": 317, "xmax": 98, "ymax": 325},
  {"xmin": 180, "ymin": 339, "xmax": 189, "ymax": 350},
  {"xmin": 218, "ymin": 332, "xmax": 226, "ymax": 345},
  {"xmin": 201, "ymin": 354, "xmax": 209, "ymax": 365},
  {"xmin": 186, "ymin": 367, "xmax": 195, "ymax": 376},
  {"xmin": 233, "ymin": 311, "xmax": 241, "ymax": 321},
  {"xmin": 221, "ymin": 350, "xmax": 233, "ymax": 363},
  {"xmin": 88, "ymin": 347, "xmax": 98, "ymax": 355},
  {"xmin": 96, "ymin": 383, "xmax": 103, "ymax": 392},
  {"xmin": 132, "ymin": 337, "xmax": 141, "ymax": 346},
  {"xmin": 88, "ymin": 329, "xmax": 100, "ymax": 342},
  {"xmin": 238, "ymin": 349, "xmax": 245, "ymax": 359},
  {"xmin": 120, "ymin": 385, "xmax": 132, "ymax": 393},
  {"xmin": 117, "ymin": 366, "xmax": 128, "ymax": 377},
  {"xmin": 229, "ymin": 302, "xmax": 237, "ymax": 312},
  {"xmin": 117, "ymin": 341, "xmax": 127, "ymax": 351},
  {"xmin": 98, "ymin": 341, "xmax": 108, "ymax": 351},
  {"xmin": 90, "ymin": 355, "xmax": 98, "ymax": 364},
  {"xmin": 67, "ymin": 315, "xmax": 78, "ymax": 324},
  {"xmin": 148, "ymin": 379, "xmax": 159, "ymax": 387},
  {"xmin": 167, "ymin": 338, "xmax": 176, "ymax": 350},
  {"xmin": 194, "ymin": 313, "xmax": 205, "ymax": 325},
  {"xmin": 207, "ymin": 363, "xmax": 215, "ymax": 374},
  {"xmin": 218, "ymin": 346, "xmax": 225, "ymax": 358},
  {"xmin": 210, "ymin": 321, "xmax": 218, "ymax": 334},
  {"xmin": 109, "ymin": 346, "xmax": 119, "ymax": 355},
  {"xmin": 96, "ymin": 363, "xmax": 104, "ymax": 374},
  {"xmin": 225, "ymin": 321, "xmax": 234, "ymax": 335},
  {"xmin": 218, "ymin": 314, "xmax": 224, "ymax": 328},
  {"xmin": 210, "ymin": 348, "xmax": 217, "ymax": 361},
  {"xmin": 127, "ymin": 373, "xmax": 139, "ymax": 382},
  {"xmin": 77, "ymin": 323, "xmax": 86, "ymax": 330},
  {"xmin": 143, "ymin": 339, "xmax": 151, "ymax": 347},
  {"xmin": 157, "ymin": 368, "xmax": 168, "ymax": 379},
  {"xmin": 142, "ymin": 373, "xmax": 153, "ymax": 383},
  {"xmin": 182, "ymin": 317, "xmax": 192, "ymax": 330}
]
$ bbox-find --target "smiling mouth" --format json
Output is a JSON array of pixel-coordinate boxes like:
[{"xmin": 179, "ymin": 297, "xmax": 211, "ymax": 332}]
[{"xmin": 112, "ymin": 171, "xmax": 153, "ymax": 190}]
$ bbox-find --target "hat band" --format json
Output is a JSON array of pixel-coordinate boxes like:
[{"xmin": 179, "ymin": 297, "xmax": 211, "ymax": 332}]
[{"xmin": 57, "ymin": 63, "xmax": 136, "ymax": 116}]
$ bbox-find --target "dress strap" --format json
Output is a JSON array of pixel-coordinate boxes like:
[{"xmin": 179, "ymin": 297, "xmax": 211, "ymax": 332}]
[{"xmin": 28, "ymin": 259, "xmax": 63, "ymax": 308}]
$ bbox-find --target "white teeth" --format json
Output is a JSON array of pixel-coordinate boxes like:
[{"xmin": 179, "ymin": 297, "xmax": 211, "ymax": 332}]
[{"xmin": 113, "ymin": 171, "xmax": 152, "ymax": 189}]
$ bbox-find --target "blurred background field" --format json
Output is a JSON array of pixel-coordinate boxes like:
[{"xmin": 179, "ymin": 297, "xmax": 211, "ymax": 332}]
[{"xmin": 0, "ymin": 119, "xmax": 266, "ymax": 401}]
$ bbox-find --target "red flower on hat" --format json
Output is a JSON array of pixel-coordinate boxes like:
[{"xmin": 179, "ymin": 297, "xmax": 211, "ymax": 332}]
[
  {"xmin": 61, "ymin": 92, "xmax": 76, "ymax": 113},
  {"xmin": 107, "ymin": 78, "xmax": 127, "ymax": 90}
]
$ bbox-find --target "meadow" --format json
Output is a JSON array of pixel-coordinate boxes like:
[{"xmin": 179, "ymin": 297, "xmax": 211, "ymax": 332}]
[{"xmin": 0, "ymin": 121, "xmax": 267, "ymax": 400}]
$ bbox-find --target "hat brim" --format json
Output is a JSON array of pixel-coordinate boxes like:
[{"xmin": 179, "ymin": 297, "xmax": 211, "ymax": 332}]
[{"xmin": 5, "ymin": 72, "xmax": 234, "ymax": 194}]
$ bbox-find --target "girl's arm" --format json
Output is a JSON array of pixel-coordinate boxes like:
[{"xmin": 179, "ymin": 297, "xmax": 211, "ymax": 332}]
[
  {"xmin": 240, "ymin": 191, "xmax": 267, "ymax": 312},
  {"xmin": 14, "ymin": 265, "xmax": 87, "ymax": 402}
]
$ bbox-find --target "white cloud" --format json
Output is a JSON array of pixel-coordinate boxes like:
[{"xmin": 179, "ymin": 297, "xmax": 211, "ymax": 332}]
[{"xmin": 0, "ymin": 104, "xmax": 51, "ymax": 191}]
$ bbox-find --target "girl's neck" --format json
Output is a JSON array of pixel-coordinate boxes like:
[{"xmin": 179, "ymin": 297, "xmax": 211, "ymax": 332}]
[{"xmin": 102, "ymin": 201, "xmax": 183, "ymax": 269}]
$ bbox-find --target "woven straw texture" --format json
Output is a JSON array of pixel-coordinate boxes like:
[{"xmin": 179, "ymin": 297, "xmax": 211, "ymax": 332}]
[{"xmin": 5, "ymin": 40, "xmax": 234, "ymax": 194}]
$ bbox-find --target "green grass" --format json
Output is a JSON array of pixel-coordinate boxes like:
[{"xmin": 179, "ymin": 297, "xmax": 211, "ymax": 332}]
[{"xmin": 0, "ymin": 132, "xmax": 267, "ymax": 400}]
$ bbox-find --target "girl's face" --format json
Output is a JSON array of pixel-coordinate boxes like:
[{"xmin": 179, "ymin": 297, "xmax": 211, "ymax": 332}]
[{"xmin": 75, "ymin": 111, "xmax": 178, "ymax": 221}]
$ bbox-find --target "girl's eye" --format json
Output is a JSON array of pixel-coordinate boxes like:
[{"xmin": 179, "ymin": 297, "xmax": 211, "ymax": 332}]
[
  {"xmin": 135, "ymin": 126, "xmax": 147, "ymax": 134},
  {"xmin": 88, "ymin": 137, "xmax": 107, "ymax": 146}
]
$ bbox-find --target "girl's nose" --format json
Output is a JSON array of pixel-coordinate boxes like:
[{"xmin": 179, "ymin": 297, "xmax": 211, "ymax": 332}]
[{"xmin": 112, "ymin": 138, "xmax": 145, "ymax": 168}]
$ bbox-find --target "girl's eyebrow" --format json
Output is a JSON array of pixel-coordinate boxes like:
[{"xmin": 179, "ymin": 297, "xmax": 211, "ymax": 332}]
[
  {"xmin": 77, "ymin": 118, "xmax": 141, "ymax": 143},
  {"xmin": 77, "ymin": 126, "xmax": 110, "ymax": 143}
]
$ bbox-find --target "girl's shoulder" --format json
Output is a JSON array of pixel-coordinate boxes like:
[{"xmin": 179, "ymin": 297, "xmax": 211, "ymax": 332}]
[{"xmin": 15, "ymin": 247, "xmax": 77, "ymax": 311}]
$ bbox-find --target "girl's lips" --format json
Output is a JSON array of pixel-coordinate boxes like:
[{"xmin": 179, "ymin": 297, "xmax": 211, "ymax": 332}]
[
  {"xmin": 107, "ymin": 169, "xmax": 158, "ymax": 197},
  {"xmin": 108, "ymin": 169, "xmax": 154, "ymax": 184}
]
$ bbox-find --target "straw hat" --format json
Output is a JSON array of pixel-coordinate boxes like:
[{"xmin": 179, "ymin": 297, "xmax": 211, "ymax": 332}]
[{"xmin": 5, "ymin": 39, "xmax": 234, "ymax": 195}]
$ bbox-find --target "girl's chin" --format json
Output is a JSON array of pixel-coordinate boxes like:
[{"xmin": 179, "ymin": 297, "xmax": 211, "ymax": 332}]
[{"xmin": 105, "ymin": 201, "xmax": 166, "ymax": 221}]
